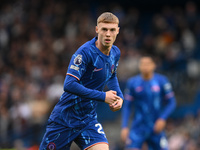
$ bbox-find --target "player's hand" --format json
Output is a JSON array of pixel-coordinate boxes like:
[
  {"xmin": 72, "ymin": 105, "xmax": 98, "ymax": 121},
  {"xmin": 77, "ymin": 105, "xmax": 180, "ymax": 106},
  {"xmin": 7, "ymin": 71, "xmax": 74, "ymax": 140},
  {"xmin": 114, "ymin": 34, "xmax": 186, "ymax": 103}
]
[
  {"xmin": 121, "ymin": 127, "xmax": 129, "ymax": 144},
  {"xmin": 105, "ymin": 90, "xmax": 121, "ymax": 105},
  {"xmin": 154, "ymin": 118, "xmax": 166, "ymax": 133},
  {"xmin": 109, "ymin": 98, "xmax": 123, "ymax": 112}
]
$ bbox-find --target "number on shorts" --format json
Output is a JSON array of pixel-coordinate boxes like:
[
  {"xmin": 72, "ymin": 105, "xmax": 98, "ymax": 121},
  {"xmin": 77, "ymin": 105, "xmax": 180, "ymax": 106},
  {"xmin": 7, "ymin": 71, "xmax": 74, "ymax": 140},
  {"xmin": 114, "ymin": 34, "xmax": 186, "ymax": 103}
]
[{"xmin": 95, "ymin": 123, "xmax": 105, "ymax": 135}]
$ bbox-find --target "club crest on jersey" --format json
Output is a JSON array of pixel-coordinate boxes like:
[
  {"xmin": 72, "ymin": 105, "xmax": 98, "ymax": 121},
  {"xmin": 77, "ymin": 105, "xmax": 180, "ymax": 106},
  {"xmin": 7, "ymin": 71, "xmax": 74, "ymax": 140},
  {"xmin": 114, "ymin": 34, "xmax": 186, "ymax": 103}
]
[
  {"xmin": 47, "ymin": 142, "xmax": 56, "ymax": 150},
  {"xmin": 74, "ymin": 54, "xmax": 82, "ymax": 65},
  {"xmin": 111, "ymin": 64, "xmax": 115, "ymax": 74}
]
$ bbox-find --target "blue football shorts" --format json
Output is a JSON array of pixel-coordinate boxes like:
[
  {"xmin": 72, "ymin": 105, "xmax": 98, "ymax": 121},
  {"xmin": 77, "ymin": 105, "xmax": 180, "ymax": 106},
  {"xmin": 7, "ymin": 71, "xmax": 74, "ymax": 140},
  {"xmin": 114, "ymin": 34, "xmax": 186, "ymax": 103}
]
[
  {"xmin": 39, "ymin": 119, "xmax": 108, "ymax": 150},
  {"xmin": 126, "ymin": 129, "xmax": 169, "ymax": 150}
]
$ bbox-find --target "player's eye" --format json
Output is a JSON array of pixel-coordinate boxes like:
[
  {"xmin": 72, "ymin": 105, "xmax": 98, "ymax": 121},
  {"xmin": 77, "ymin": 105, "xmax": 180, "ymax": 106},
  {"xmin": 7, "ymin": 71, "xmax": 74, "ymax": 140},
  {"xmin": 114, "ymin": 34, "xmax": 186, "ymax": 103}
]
[
  {"xmin": 110, "ymin": 28, "xmax": 116, "ymax": 32},
  {"xmin": 102, "ymin": 28, "xmax": 107, "ymax": 31}
]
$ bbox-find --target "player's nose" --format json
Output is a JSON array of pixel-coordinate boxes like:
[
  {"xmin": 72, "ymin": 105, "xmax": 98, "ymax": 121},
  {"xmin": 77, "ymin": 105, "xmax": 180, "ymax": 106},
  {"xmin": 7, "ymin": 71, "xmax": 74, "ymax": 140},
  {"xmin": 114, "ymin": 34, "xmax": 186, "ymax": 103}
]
[{"xmin": 105, "ymin": 31, "xmax": 111, "ymax": 36}]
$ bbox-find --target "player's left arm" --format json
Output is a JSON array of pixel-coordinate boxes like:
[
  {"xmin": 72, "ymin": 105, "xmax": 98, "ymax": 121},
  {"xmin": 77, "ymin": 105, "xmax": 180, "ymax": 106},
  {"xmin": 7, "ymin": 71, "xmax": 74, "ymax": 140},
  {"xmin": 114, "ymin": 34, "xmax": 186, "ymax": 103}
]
[
  {"xmin": 106, "ymin": 72, "xmax": 123, "ymax": 112},
  {"xmin": 160, "ymin": 77, "xmax": 176, "ymax": 119},
  {"xmin": 154, "ymin": 76, "xmax": 176, "ymax": 133}
]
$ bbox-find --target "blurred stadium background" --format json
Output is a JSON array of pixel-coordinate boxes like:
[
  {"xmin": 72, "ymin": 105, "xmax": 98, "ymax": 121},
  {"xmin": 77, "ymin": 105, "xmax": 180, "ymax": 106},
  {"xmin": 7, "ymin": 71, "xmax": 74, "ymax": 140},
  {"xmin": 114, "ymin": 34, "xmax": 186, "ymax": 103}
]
[{"xmin": 0, "ymin": 0, "xmax": 200, "ymax": 149}]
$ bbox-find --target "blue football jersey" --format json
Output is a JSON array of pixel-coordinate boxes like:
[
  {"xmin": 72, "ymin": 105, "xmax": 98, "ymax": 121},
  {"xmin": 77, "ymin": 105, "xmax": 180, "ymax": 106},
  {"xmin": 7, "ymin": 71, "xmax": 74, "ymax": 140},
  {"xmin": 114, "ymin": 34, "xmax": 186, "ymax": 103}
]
[
  {"xmin": 122, "ymin": 73, "xmax": 176, "ymax": 132},
  {"xmin": 49, "ymin": 37, "xmax": 123, "ymax": 128}
]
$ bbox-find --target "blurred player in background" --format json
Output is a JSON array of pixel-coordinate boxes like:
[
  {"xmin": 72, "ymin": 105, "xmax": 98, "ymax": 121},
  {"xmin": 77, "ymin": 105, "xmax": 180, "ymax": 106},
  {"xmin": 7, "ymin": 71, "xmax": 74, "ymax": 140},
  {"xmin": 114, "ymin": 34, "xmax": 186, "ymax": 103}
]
[
  {"xmin": 40, "ymin": 12, "xmax": 123, "ymax": 150},
  {"xmin": 121, "ymin": 55, "xmax": 176, "ymax": 150}
]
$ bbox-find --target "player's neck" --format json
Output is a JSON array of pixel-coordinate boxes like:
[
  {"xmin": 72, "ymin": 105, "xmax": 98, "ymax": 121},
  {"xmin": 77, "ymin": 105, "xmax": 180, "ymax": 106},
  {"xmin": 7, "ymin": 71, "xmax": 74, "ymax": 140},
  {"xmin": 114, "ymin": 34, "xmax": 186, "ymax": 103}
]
[
  {"xmin": 142, "ymin": 73, "xmax": 153, "ymax": 80},
  {"xmin": 100, "ymin": 48, "xmax": 111, "ymax": 56},
  {"xmin": 95, "ymin": 41, "xmax": 111, "ymax": 56}
]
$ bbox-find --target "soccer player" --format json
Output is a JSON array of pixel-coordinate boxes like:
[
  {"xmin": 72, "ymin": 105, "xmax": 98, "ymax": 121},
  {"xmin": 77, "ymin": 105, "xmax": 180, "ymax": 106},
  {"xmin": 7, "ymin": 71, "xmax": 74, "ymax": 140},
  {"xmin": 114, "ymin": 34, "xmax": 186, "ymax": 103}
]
[
  {"xmin": 40, "ymin": 12, "xmax": 123, "ymax": 150},
  {"xmin": 121, "ymin": 55, "xmax": 176, "ymax": 150}
]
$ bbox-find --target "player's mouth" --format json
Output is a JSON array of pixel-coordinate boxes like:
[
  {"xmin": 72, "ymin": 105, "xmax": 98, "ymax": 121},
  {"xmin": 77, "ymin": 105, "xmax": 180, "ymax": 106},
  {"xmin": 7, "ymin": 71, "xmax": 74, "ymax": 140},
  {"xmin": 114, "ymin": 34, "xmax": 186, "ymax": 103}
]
[{"xmin": 105, "ymin": 39, "xmax": 111, "ymax": 44}]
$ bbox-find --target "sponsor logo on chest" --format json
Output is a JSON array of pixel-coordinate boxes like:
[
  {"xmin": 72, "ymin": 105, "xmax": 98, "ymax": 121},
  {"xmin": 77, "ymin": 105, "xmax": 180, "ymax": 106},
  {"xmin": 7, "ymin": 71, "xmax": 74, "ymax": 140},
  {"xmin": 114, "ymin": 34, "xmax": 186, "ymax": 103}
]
[{"xmin": 151, "ymin": 85, "xmax": 160, "ymax": 92}]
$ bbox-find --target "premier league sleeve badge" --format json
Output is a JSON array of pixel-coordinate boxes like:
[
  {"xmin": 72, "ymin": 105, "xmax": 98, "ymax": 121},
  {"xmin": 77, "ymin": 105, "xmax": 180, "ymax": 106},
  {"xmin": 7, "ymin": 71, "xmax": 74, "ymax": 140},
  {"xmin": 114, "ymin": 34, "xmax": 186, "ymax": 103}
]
[{"xmin": 74, "ymin": 54, "xmax": 82, "ymax": 66}]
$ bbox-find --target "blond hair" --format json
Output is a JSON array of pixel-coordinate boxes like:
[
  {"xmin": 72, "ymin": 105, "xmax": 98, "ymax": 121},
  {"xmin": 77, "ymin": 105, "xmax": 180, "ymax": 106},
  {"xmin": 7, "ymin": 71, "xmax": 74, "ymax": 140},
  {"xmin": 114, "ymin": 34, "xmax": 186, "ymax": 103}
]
[{"xmin": 97, "ymin": 12, "xmax": 119, "ymax": 25}]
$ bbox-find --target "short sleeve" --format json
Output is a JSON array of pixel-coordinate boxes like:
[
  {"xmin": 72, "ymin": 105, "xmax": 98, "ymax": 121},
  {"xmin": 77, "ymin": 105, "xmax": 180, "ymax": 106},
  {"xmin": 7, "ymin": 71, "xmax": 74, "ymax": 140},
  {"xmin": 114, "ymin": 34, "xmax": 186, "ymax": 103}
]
[{"xmin": 161, "ymin": 76, "xmax": 174, "ymax": 100}]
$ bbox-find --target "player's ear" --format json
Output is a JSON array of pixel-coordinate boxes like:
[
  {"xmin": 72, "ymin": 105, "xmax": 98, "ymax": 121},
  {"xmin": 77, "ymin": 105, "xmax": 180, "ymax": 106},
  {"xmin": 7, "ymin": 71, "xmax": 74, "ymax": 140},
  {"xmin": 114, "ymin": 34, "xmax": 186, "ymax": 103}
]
[
  {"xmin": 117, "ymin": 27, "xmax": 120, "ymax": 34},
  {"xmin": 95, "ymin": 26, "xmax": 98, "ymax": 34},
  {"xmin": 151, "ymin": 61, "xmax": 156, "ymax": 71}
]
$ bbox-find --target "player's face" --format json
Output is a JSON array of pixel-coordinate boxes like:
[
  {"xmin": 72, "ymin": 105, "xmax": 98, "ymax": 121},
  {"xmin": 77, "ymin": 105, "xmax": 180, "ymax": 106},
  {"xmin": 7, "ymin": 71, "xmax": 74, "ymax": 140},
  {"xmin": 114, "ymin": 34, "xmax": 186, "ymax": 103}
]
[
  {"xmin": 96, "ymin": 23, "xmax": 119, "ymax": 48},
  {"xmin": 139, "ymin": 57, "xmax": 156, "ymax": 75}
]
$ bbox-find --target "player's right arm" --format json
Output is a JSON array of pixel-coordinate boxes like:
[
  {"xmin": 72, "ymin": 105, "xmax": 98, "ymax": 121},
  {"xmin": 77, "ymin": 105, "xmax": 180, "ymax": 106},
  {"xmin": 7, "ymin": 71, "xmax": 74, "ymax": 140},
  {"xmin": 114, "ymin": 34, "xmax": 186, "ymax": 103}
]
[
  {"xmin": 64, "ymin": 76, "xmax": 119, "ymax": 104},
  {"xmin": 64, "ymin": 47, "xmax": 120, "ymax": 104}
]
